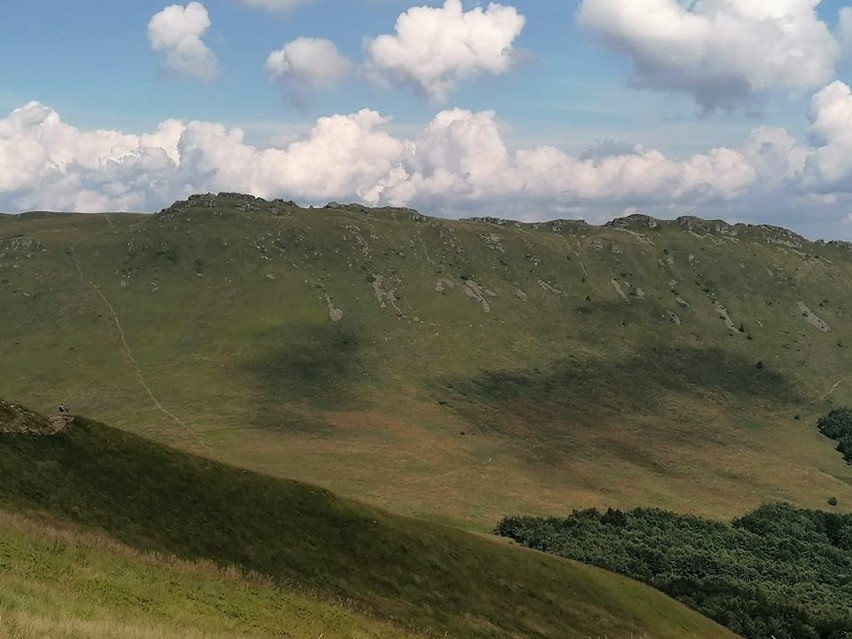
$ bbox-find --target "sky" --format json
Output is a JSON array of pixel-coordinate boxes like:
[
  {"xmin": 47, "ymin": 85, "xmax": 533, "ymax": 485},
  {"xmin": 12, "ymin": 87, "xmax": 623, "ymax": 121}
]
[{"xmin": 2, "ymin": 1, "xmax": 852, "ymax": 239}]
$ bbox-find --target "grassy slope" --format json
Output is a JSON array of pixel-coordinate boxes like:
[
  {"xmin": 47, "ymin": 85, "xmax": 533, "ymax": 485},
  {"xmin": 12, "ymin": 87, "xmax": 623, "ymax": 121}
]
[
  {"xmin": 0, "ymin": 510, "xmax": 423, "ymax": 639},
  {"xmin": 0, "ymin": 409, "xmax": 738, "ymax": 639},
  {"xmin": 1, "ymin": 199, "xmax": 852, "ymax": 526}
]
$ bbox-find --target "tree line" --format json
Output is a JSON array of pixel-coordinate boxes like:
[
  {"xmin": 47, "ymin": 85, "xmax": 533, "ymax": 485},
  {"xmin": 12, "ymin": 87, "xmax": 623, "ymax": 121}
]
[{"xmin": 497, "ymin": 503, "xmax": 852, "ymax": 639}]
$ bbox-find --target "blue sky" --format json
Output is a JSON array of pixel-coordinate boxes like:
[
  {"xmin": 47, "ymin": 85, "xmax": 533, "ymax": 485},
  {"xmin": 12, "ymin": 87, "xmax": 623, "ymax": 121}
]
[{"xmin": 2, "ymin": 1, "xmax": 852, "ymax": 239}]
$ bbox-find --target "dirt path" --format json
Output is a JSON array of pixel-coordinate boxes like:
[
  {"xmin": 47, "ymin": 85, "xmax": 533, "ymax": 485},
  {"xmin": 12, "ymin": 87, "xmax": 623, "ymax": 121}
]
[{"xmin": 70, "ymin": 245, "xmax": 219, "ymax": 459}]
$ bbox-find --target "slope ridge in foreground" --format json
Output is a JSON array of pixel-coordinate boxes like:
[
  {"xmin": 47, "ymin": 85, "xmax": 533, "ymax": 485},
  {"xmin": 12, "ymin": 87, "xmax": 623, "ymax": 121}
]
[
  {"xmin": 0, "ymin": 403, "xmax": 738, "ymax": 639},
  {"xmin": 0, "ymin": 509, "xmax": 423, "ymax": 639}
]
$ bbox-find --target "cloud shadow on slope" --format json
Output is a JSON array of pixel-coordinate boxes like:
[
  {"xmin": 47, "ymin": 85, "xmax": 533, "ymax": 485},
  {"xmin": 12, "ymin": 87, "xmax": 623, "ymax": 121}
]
[
  {"xmin": 241, "ymin": 323, "xmax": 370, "ymax": 430},
  {"xmin": 436, "ymin": 344, "xmax": 802, "ymax": 465}
]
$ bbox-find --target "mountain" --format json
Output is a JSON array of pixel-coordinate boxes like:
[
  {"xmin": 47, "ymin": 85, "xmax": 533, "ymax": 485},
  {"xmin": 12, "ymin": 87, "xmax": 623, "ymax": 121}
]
[
  {"xmin": 1, "ymin": 194, "xmax": 851, "ymax": 528},
  {"xmin": 0, "ymin": 400, "xmax": 738, "ymax": 639}
]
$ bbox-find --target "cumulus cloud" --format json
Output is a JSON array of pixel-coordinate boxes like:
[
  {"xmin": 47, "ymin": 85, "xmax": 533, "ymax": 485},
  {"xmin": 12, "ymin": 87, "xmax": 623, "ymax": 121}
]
[
  {"xmin": 577, "ymin": 0, "xmax": 841, "ymax": 112},
  {"xmin": 0, "ymin": 102, "xmax": 184, "ymax": 213},
  {"xmin": 7, "ymin": 82, "xmax": 852, "ymax": 236},
  {"xmin": 803, "ymin": 81, "xmax": 852, "ymax": 188},
  {"xmin": 266, "ymin": 38, "xmax": 353, "ymax": 106},
  {"xmin": 0, "ymin": 102, "xmax": 408, "ymax": 213},
  {"xmin": 238, "ymin": 0, "xmax": 314, "ymax": 13},
  {"xmin": 147, "ymin": 2, "xmax": 218, "ymax": 81},
  {"xmin": 373, "ymin": 107, "xmax": 758, "ymax": 206},
  {"xmin": 365, "ymin": 0, "xmax": 526, "ymax": 102},
  {"xmin": 175, "ymin": 109, "xmax": 409, "ymax": 200}
]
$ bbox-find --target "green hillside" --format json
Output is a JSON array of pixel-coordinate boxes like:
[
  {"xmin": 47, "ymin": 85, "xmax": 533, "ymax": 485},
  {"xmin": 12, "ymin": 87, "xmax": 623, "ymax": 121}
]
[
  {"xmin": 0, "ymin": 401, "xmax": 738, "ymax": 639},
  {"xmin": 1, "ymin": 195, "xmax": 852, "ymax": 526},
  {"xmin": 0, "ymin": 509, "xmax": 423, "ymax": 639}
]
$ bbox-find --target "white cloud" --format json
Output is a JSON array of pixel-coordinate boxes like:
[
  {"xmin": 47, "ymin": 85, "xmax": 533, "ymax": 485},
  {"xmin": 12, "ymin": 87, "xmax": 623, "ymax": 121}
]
[
  {"xmin": 238, "ymin": 0, "xmax": 314, "ymax": 13},
  {"xmin": 739, "ymin": 126, "xmax": 809, "ymax": 191},
  {"xmin": 7, "ymin": 83, "xmax": 852, "ymax": 237},
  {"xmin": 365, "ymin": 0, "xmax": 526, "ymax": 102},
  {"xmin": 372, "ymin": 107, "xmax": 758, "ymax": 207},
  {"xmin": 266, "ymin": 38, "xmax": 353, "ymax": 105},
  {"xmin": 577, "ymin": 0, "xmax": 840, "ymax": 112},
  {"xmin": 147, "ymin": 2, "xmax": 218, "ymax": 82},
  {"xmin": 803, "ymin": 81, "xmax": 852, "ymax": 188},
  {"xmin": 175, "ymin": 109, "xmax": 409, "ymax": 199},
  {"xmin": 0, "ymin": 102, "xmax": 182, "ymax": 213}
]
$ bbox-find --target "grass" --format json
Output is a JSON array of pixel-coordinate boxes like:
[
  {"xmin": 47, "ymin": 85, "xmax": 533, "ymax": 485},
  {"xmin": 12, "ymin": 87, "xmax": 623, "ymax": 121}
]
[
  {"xmin": 2, "ymin": 198, "xmax": 852, "ymax": 527},
  {"xmin": 439, "ymin": 344, "xmax": 798, "ymax": 463},
  {"xmin": 0, "ymin": 509, "xmax": 423, "ymax": 639},
  {"xmin": 0, "ymin": 411, "xmax": 739, "ymax": 639}
]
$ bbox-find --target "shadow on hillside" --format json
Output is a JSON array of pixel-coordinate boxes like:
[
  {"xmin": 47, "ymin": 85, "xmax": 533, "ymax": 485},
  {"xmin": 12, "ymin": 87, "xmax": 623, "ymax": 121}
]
[
  {"xmin": 242, "ymin": 324, "xmax": 369, "ymax": 428},
  {"xmin": 437, "ymin": 344, "xmax": 802, "ymax": 465}
]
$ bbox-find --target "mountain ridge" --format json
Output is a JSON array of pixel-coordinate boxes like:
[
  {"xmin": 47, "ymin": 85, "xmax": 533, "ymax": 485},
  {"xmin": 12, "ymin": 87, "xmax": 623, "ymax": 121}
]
[{"xmin": 8, "ymin": 190, "xmax": 850, "ymax": 248}]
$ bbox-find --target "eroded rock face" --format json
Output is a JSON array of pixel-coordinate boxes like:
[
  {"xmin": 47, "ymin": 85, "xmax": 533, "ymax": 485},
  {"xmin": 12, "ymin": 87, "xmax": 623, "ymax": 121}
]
[
  {"xmin": 821, "ymin": 239, "xmax": 852, "ymax": 252},
  {"xmin": 714, "ymin": 303, "xmax": 736, "ymax": 333},
  {"xmin": 155, "ymin": 193, "xmax": 301, "ymax": 219},
  {"xmin": 462, "ymin": 278, "xmax": 496, "ymax": 312},
  {"xmin": 479, "ymin": 233, "xmax": 505, "ymax": 253},
  {"xmin": 0, "ymin": 400, "xmax": 58, "ymax": 435},
  {"xmin": 326, "ymin": 297, "xmax": 344, "ymax": 323},
  {"xmin": 465, "ymin": 216, "xmax": 524, "ymax": 229},
  {"xmin": 753, "ymin": 225, "xmax": 806, "ymax": 249},
  {"xmin": 609, "ymin": 214, "xmax": 660, "ymax": 231},
  {"xmin": 797, "ymin": 301, "xmax": 830, "ymax": 333},
  {"xmin": 676, "ymin": 216, "xmax": 739, "ymax": 237},
  {"xmin": 611, "ymin": 279, "xmax": 630, "ymax": 304},
  {"xmin": 538, "ymin": 280, "xmax": 562, "ymax": 295},
  {"xmin": 435, "ymin": 278, "xmax": 455, "ymax": 293}
]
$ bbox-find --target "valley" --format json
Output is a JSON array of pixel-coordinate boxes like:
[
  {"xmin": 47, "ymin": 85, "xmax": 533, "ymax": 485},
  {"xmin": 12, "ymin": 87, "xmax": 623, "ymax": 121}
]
[
  {"xmin": 1, "ymin": 195, "xmax": 851, "ymax": 526},
  {"xmin": 4, "ymin": 195, "xmax": 852, "ymax": 637}
]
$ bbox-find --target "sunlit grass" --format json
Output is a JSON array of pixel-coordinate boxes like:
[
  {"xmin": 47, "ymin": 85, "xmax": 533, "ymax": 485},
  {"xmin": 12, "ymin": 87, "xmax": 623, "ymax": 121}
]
[
  {"xmin": 0, "ymin": 413, "xmax": 738, "ymax": 639},
  {"xmin": 0, "ymin": 510, "xmax": 421, "ymax": 639}
]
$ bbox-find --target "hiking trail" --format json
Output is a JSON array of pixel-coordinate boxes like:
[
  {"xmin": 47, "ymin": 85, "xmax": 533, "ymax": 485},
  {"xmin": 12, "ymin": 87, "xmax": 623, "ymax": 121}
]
[{"xmin": 70, "ymin": 245, "xmax": 219, "ymax": 459}]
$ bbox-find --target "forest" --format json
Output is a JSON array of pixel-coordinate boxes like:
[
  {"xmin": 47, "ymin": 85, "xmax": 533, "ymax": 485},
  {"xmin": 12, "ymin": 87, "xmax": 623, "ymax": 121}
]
[{"xmin": 497, "ymin": 503, "xmax": 852, "ymax": 639}]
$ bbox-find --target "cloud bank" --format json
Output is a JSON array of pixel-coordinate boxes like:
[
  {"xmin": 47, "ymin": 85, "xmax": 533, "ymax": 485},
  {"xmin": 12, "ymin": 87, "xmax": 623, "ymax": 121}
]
[
  {"xmin": 577, "ymin": 0, "xmax": 842, "ymax": 111},
  {"xmin": 148, "ymin": 2, "xmax": 218, "ymax": 81},
  {"xmin": 4, "ymin": 83, "xmax": 852, "ymax": 237}
]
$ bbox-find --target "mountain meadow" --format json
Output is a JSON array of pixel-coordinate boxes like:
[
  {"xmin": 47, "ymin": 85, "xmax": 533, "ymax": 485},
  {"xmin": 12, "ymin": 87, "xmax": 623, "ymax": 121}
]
[
  {"xmin": 0, "ymin": 399, "xmax": 736, "ymax": 639},
  {"xmin": 3, "ymin": 193, "xmax": 852, "ymax": 636}
]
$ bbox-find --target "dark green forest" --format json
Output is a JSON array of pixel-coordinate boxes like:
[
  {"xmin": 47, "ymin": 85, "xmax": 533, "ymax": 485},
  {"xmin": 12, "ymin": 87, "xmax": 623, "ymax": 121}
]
[
  {"xmin": 497, "ymin": 503, "xmax": 852, "ymax": 639},
  {"xmin": 818, "ymin": 408, "xmax": 852, "ymax": 464}
]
